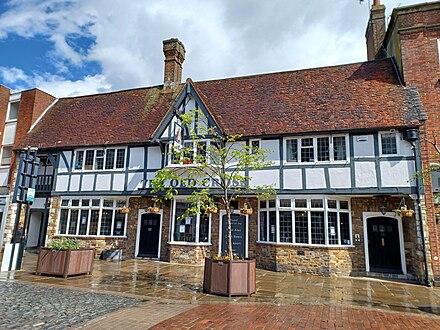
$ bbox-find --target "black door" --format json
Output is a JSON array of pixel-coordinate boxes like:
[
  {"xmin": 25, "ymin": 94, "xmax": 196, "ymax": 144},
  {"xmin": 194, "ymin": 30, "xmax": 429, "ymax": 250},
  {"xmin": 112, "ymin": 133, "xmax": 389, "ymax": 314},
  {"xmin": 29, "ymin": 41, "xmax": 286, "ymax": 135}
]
[
  {"xmin": 138, "ymin": 213, "xmax": 161, "ymax": 257},
  {"xmin": 367, "ymin": 217, "xmax": 402, "ymax": 273},
  {"xmin": 221, "ymin": 214, "xmax": 246, "ymax": 258}
]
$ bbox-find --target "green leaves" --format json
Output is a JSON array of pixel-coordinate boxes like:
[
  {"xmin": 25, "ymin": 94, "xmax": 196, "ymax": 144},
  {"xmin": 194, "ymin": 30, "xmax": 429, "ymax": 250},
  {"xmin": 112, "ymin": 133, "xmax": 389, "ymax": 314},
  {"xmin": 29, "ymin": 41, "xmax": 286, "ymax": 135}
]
[{"xmin": 48, "ymin": 237, "xmax": 80, "ymax": 250}]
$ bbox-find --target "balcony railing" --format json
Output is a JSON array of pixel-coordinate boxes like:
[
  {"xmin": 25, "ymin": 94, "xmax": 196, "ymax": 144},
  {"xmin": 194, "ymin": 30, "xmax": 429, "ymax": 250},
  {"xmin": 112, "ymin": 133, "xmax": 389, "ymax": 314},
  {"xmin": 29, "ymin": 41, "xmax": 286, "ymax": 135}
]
[{"xmin": 35, "ymin": 174, "xmax": 53, "ymax": 193}]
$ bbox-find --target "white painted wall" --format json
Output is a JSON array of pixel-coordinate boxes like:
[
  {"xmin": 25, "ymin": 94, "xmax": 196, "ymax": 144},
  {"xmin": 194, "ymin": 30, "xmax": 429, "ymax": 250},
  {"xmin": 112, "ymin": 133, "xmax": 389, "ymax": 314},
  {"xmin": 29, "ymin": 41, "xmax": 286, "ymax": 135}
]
[
  {"xmin": 147, "ymin": 146, "xmax": 162, "ymax": 169},
  {"xmin": 283, "ymin": 169, "xmax": 302, "ymax": 190},
  {"xmin": 127, "ymin": 172, "xmax": 143, "ymax": 191},
  {"xmin": 113, "ymin": 174, "xmax": 125, "ymax": 191},
  {"xmin": 70, "ymin": 175, "xmax": 80, "ymax": 191},
  {"xmin": 81, "ymin": 174, "xmax": 94, "ymax": 191},
  {"xmin": 261, "ymin": 140, "xmax": 279, "ymax": 166},
  {"xmin": 381, "ymin": 160, "xmax": 415, "ymax": 187},
  {"xmin": 329, "ymin": 168, "xmax": 351, "ymax": 188},
  {"xmin": 305, "ymin": 168, "xmax": 326, "ymax": 189},
  {"xmin": 55, "ymin": 175, "xmax": 69, "ymax": 191},
  {"xmin": 353, "ymin": 135, "xmax": 374, "ymax": 158},
  {"xmin": 249, "ymin": 169, "xmax": 279, "ymax": 188},
  {"xmin": 58, "ymin": 151, "xmax": 71, "ymax": 173},
  {"xmin": 96, "ymin": 174, "xmax": 111, "ymax": 191},
  {"xmin": 129, "ymin": 147, "xmax": 144, "ymax": 169},
  {"xmin": 355, "ymin": 162, "xmax": 377, "ymax": 188}
]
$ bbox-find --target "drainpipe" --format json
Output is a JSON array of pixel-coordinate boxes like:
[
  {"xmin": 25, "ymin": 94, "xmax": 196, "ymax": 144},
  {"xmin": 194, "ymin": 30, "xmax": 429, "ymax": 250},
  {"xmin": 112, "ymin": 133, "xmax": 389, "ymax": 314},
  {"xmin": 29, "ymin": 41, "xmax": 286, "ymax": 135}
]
[{"xmin": 405, "ymin": 128, "xmax": 431, "ymax": 286}]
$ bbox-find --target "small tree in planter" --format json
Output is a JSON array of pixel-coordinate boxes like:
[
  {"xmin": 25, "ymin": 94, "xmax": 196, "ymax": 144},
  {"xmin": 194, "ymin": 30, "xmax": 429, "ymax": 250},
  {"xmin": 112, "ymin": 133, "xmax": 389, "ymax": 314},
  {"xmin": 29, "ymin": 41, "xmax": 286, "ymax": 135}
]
[
  {"xmin": 36, "ymin": 238, "xmax": 95, "ymax": 278},
  {"xmin": 152, "ymin": 110, "xmax": 274, "ymax": 296}
]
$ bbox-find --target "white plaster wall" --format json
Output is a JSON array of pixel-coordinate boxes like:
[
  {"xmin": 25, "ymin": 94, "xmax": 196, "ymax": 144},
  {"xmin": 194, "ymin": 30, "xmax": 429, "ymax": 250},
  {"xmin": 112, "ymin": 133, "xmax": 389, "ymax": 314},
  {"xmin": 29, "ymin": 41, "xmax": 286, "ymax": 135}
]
[
  {"xmin": 30, "ymin": 198, "xmax": 46, "ymax": 209},
  {"xmin": 283, "ymin": 169, "xmax": 302, "ymax": 190},
  {"xmin": 96, "ymin": 174, "xmax": 111, "ymax": 191},
  {"xmin": 353, "ymin": 135, "xmax": 374, "ymax": 158},
  {"xmin": 0, "ymin": 168, "xmax": 9, "ymax": 187},
  {"xmin": 58, "ymin": 151, "xmax": 71, "ymax": 173},
  {"xmin": 129, "ymin": 147, "xmax": 144, "ymax": 169},
  {"xmin": 127, "ymin": 172, "xmax": 143, "ymax": 191},
  {"xmin": 399, "ymin": 139, "xmax": 413, "ymax": 157},
  {"xmin": 69, "ymin": 175, "xmax": 80, "ymax": 191},
  {"xmin": 381, "ymin": 160, "xmax": 415, "ymax": 187},
  {"xmin": 249, "ymin": 170, "xmax": 279, "ymax": 188},
  {"xmin": 81, "ymin": 174, "xmax": 94, "ymax": 191},
  {"xmin": 55, "ymin": 175, "xmax": 69, "ymax": 191},
  {"xmin": 147, "ymin": 146, "xmax": 162, "ymax": 169},
  {"xmin": 261, "ymin": 140, "xmax": 279, "ymax": 166},
  {"xmin": 305, "ymin": 168, "xmax": 326, "ymax": 189},
  {"xmin": 113, "ymin": 174, "xmax": 125, "ymax": 191},
  {"xmin": 2, "ymin": 122, "xmax": 16, "ymax": 145},
  {"xmin": 329, "ymin": 168, "xmax": 351, "ymax": 188},
  {"xmin": 355, "ymin": 162, "xmax": 377, "ymax": 188}
]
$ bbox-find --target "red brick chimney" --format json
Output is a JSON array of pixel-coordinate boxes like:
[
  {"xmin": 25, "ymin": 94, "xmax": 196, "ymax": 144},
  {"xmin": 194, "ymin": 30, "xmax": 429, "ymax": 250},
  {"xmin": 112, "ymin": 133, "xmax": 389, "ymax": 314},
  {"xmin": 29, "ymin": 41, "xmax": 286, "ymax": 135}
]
[
  {"xmin": 365, "ymin": 0, "xmax": 386, "ymax": 60},
  {"xmin": 163, "ymin": 38, "xmax": 185, "ymax": 90}
]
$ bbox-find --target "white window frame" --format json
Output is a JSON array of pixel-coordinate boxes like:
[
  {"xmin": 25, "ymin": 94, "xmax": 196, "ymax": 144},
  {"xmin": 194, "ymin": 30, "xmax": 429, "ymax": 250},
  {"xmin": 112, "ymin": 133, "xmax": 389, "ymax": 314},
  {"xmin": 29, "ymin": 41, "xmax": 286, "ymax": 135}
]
[
  {"xmin": 6, "ymin": 101, "xmax": 20, "ymax": 123},
  {"xmin": 0, "ymin": 146, "xmax": 13, "ymax": 167},
  {"xmin": 379, "ymin": 131, "xmax": 400, "ymax": 156},
  {"xmin": 169, "ymin": 197, "xmax": 212, "ymax": 245},
  {"xmin": 56, "ymin": 197, "xmax": 128, "ymax": 237},
  {"xmin": 257, "ymin": 196, "xmax": 352, "ymax": 247},
  {"xmin": 249, "ymin": 139, "xmax": 261, "ymax": 154},
  {"xmin": 167, "ymin": 139, "xmax": 215, "ymax": 166},
  {"xmin": 73, "ymin": 147, "xmax": 127, "ymax": 171},
  {"xmin": 283, "ymin": 134, "xmax": 349, "ymax": 164}
]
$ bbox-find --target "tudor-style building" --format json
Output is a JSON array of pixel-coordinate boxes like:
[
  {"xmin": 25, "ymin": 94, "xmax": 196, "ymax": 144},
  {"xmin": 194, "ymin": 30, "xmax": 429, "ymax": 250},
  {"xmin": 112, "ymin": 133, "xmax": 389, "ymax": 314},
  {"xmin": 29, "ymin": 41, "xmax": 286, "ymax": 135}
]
[{"xmin": 0, "ymin": 1, "xmax": 439, "ymax": 284}]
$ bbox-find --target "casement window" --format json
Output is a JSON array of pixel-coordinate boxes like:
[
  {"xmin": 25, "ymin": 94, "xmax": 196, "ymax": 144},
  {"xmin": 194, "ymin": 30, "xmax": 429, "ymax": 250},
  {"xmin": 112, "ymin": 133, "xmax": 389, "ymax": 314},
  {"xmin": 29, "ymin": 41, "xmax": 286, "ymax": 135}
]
[
  {"xmin": 168, "ymin": 140, "xmax": 214, "ymax": 165},
  {"xmin": 172, "ymin": 199, "xmax": 210, "ymax": 243},
  {"xmin": 259, "ymin": 197, "xmax": 351, "ymax": 246},
  {"xmin": 74, "ymin": 148, "xmax": 126, "ymax": 170},
  {"xmin": 250, "ymin": 140, "xmax": 260, "ymax": 154},
  {"xmin": 58, "ymin": 197, "xmax": 127, "ymax": 237},
  {"xmin": 7, "ymin": 101, "xmax": 19, "ymax": 121},
  {"xmin": 380, "ymin": 132, "xmax": 398, "ymax": 155},
  {"xmin": 0, "ymin": 146, "xmax": 12, "ymax": 166},
  {"xmin": 285, "ymin": 135, "xmax": 348, "ymax": 163}
]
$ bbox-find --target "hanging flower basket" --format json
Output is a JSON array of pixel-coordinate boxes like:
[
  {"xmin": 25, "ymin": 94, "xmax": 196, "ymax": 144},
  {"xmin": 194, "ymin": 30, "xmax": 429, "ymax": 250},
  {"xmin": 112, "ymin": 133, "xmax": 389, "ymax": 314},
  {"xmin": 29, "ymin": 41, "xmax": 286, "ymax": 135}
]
[
  {"xmin": 207, "ymin": 206, "xmax": 218, "ymax": 214},
  {"xmin": 118, "ymin": 207, "xmax": 130, "ymax": 214},
  {"xmin": 240, "ymin": 207, "xmax": 253, "ymax": 215},
  {"xmin": 147, "ymin": 206, "xmax": 161, "ymax": 213},
  {"xmin": 393, "ymin": 205, "xmax": 414, "ymax": 218}
]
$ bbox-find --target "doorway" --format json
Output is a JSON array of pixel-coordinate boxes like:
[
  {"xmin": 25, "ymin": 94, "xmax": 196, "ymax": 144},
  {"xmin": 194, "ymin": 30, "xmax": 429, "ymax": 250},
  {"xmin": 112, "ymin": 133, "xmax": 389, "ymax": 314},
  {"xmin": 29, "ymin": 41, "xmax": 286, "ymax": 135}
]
[
  {"xmin": 137, "ymin": 213, "xmax": 161, "ymax": 258},
  {"xmin": 220, "ymin": 213, "xmax": 248, "ymax": 258},
  {"xmin": 27, "ymin": 210, "xmax": 48, "ymax": 249},
  {"xmin": 366, "ymin": 216, "xmax": 403, "ymax": 274}
]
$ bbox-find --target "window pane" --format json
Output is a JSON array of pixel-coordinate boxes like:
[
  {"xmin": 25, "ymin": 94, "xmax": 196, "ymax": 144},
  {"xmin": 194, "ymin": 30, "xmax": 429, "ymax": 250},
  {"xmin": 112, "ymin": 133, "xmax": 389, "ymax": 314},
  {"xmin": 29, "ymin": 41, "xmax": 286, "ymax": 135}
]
[
  {"xmin": 199, "ymin": 214, "xmax": 209, "ymax": 242},
  {"xmin": 116, "ymin": 149, "xmax": 125, "ymax": 168},
  {"xmin": 85, "ymin": 150, "xmax": 94, "ymax": 170},
  {"xmin": 340, "ymin": 213, "xmax": 351, "ymax": 245},
  {"xmin": 197, "ymin": 142, "xmax": 207, "ymax": 162},
  {"xmin": 295, "ymin": 199, "xmax": 307, "ymax": 208},
  {"xmin": 286, "ymin": 139, "xmax": 298, "ymax": 162},
  {"xmin": 1, "ymin": 147, "xmax": 12, "ymax": 166},
  {"xmin": 116, "ymin": 200, "xmax": 126, "ymax": 208},
  {"xmin": 317, "ymin": 137, "xmax": 330, "ymax": 161},
  {"xmin": 268, "ymin": 200, "xmax": 276, "ymax": 208},
  {"xmin": 81, "ymin": 199, "xmax": 90, "ymax": 207},
  {"xmin": 174, "ymin": 201, "xmax": 196, "ymax": 242},
  {"xmin": 8, "ymin": 102, "xmax": 19, "ymax": 120},
  {"xmin": 113, "ymin": 212, "xmax": 125, "ymax": 236},
  {"xmin": 74, "ymin": 151, "xmax": 84, "ymax": 170},
  {"xmin": 105, "ymin": 149, "xmax": 115, "ymax": 170},
  {"xmin": 327, "ymin": 200, "xmax": 337, "ymax": 209},
  {"xmin": 89, "ymin": 210, "xmax": 99, "ymax": 235},
  {"xmin": 311, "ymin": 199, "xmax": 323, "ymax": 208},
  {"xmin": 295, "ymin": 211, "xmax": 308, "ymax": 244},
  {"xmin": 78, "ymin": 210, "xmax": 89, "ymax": 235},
  {"xmin": 301, "ymin": 138, "xmax": 314, "ymax": 162},
  {"xmin": 95, "ymin": 150, "xmax": 104, "ymax": 170},
  {"xmin": 339, "ymin": 201, "xmax": 349, "ymax": 210},
  {"xmin": 61, "ymin": 200, "xmax": 69, "ymax": 207},
  {"xmin": 58, "ymin": 209, "xmax": 69, "ymax": 234},
  {"xmin": 251, "ymin": 140, "xmax": 260, "ymax": 154},
  {"xmin": 71, "ymin": 199, "xmax": 80, "ymax": 207},
  {"xmin": 381, "ymin": 133, "xmax": 397, "ymax": 155},
  {"xmin": 333, "ymin": 136, "xmax": 346, "ymax": 160},
  {"xmin": 259, "ymin": 200, "xmax": 267, "ymax": 209},
  {"xmin": 279, "ymin": 211, "xmax": 292, "ymax": 243},
  {"xmin": 100, "ymin": 209, "xmax": 112, "ymax": 235},
  {"xmin": 269, "ymin": 211, "xmax": 276, "ymax": 242},
  {"xmin": 280, "ymin": 199, "xmax": 291, "ymax": 208},
  {"xmin": 259, "ymin": 211, "xmax": 267, "ymax": 241},
  {"xmin": 68, "ymin": 210, "xmax": 79, "ymax": 235},
  {"xmin": 311, "ymin": 212, "xmax": 325, "ymax": 244},
  {"xmin": 328, "ymin": 212, "xmax": 338, "ymax": 244},
  {"xmin": 183, "ymin": 142, "xmax": 193, "ymax": 163},
  {"xmin": 92, "ymin": 199, "xmax": 100, "ymax": 207},
  {"xmin": 103, "ymin": 199, "xmax": 114, "ymax": 207}
]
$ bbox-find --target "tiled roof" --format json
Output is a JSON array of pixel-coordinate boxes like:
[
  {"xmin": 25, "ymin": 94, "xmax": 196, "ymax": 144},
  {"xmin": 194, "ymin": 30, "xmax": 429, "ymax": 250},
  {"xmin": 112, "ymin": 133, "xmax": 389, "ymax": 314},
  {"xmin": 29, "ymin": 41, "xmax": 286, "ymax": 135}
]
[
  {"xmin": 194, "ymin": 58, "xmax": 421, "ymax": 137},
  {"xmin": 21, "ymin": 86, "xmax": 183, "ymax": 149}
]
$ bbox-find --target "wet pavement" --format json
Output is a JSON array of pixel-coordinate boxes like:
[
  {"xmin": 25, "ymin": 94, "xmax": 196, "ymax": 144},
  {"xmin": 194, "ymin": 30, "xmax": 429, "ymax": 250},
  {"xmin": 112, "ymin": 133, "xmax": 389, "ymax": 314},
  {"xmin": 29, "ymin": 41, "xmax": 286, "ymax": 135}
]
[{"xmin": 1, "ymin": 253, "xmax": 440, "ymax": 328}]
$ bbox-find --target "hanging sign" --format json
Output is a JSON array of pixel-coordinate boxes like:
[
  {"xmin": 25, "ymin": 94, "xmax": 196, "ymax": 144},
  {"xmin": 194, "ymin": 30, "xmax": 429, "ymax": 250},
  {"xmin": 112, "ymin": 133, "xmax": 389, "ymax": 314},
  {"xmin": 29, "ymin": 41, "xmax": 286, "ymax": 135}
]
[{"xmin": 26, "ymin": 188, "xmax": 35, "ymax": 204}]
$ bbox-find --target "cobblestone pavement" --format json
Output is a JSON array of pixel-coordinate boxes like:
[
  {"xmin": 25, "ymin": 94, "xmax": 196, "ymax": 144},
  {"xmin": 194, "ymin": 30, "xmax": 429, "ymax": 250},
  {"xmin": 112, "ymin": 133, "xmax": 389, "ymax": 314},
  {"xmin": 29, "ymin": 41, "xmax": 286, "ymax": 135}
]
[
  {"xmin": 0, "ymin": 281, "xmax": 142, "ymax": 330},
  {"xmin": 151, "ymin": 304, "xmax": 440, "ymax": 329}
]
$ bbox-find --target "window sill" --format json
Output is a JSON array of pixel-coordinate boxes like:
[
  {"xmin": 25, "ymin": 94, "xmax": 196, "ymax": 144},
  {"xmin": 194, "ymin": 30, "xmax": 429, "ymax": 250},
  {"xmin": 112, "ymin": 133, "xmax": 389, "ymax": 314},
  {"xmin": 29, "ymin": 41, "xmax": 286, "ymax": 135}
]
[
  {"xmin": 168, "ymin": 241, "xmax": 212, "ymax": 246},
  {"xmin": 256, "ymin": 241, "xmax": 354, "ymax": 249},
  {"xmin": 283, "ymin": 161, "xmax": 350, "ymax": 166},
  {"xmin": 54, "ymin": 235, "xmax": 128, "ymax": 239}
]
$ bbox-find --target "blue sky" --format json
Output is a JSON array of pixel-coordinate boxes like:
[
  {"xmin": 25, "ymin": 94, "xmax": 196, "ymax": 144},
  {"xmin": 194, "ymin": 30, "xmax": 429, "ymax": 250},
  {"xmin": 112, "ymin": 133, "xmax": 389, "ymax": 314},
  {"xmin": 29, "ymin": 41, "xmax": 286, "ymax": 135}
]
[{"xmin": 0, "ymin": 0, "xmax": 435, "ymax": 97}]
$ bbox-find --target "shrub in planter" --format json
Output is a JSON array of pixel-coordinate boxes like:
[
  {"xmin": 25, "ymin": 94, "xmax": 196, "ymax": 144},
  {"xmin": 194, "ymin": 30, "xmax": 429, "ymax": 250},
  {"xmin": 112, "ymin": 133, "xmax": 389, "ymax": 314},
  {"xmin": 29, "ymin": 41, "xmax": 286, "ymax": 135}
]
[{"xmin": 36, "ymin": 238, "xmax": 95, "ymax": 278}]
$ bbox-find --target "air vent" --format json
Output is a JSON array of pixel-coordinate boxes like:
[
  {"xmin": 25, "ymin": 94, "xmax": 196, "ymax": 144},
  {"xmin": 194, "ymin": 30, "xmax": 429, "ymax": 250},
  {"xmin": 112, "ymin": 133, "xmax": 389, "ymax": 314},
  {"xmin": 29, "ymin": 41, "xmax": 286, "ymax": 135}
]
[{"xmin": 432, "ymin": 169, "xmax": 440, "ymax": 193}]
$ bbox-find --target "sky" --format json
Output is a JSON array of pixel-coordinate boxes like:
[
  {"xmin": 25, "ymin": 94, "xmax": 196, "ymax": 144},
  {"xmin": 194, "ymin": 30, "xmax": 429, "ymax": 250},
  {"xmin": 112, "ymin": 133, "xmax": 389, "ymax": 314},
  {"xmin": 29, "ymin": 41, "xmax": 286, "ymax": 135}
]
[{"xmin": 0, "ymin": 0, "xmax": 435, "ymax": 98}]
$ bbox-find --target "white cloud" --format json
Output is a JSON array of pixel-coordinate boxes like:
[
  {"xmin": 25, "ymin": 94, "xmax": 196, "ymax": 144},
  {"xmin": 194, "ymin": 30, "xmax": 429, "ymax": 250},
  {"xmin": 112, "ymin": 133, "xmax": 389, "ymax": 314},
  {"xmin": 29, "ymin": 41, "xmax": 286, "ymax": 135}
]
[{"xmin": 0, "ymin": 0, "xmax": 438, "ymax": 96}]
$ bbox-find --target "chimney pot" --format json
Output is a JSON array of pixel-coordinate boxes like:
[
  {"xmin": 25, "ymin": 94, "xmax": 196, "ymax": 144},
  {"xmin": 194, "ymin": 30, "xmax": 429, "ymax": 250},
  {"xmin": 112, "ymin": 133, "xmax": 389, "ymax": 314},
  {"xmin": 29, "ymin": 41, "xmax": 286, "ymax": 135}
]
[{"xmin": 163, "ymin": 38, "xmax": 185, "ymax": 90}]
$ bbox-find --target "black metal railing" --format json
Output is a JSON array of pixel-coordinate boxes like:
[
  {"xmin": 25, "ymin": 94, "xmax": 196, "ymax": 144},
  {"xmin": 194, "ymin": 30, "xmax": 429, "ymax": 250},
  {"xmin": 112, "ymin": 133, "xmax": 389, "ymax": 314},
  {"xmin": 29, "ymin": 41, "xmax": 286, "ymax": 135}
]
[{"xmin": 35, "ymin": 174, "xmax": 53, "ymax": 193}]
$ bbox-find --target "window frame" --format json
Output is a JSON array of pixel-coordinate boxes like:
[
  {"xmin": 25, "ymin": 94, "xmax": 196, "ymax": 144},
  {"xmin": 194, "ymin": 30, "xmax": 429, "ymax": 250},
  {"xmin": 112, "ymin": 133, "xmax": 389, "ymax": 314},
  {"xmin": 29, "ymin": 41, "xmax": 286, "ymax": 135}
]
[
  {"xmin": 0, "ymin": 146, "xmax": 13, "ymax": 167},
  {"xmin": 73, "ymin": 147, "xmax": 127, "ymax": 171},
  {"xmin": 283, "ymin": 134, "xmax": 349, "ymax": 164},
  {"xmin": 169, "ymin": 197, "xmax": 212, "ymax": 245},
  {"xmin": 56, "ymin": 197, "xmax": 128, "ymax": 237},
  {"xmin": 167, "ymin": 139, "xmax": 216, "ymax": 166},
  {"xmin": 6, "ymin": 101, "xmax": 19, "ymax": 122},
  {"xmin": 258, "ymin": 196, "xmax": 352, "ymax": 247},
  {"xmin": 379, "ymin": 131, "xmax": 399, "ymax": 156}
]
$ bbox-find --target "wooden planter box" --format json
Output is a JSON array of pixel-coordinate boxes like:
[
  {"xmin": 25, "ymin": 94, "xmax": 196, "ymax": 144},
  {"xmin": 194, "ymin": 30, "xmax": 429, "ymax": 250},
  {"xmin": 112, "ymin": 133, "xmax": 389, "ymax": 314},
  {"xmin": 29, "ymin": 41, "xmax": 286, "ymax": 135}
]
[
  {"xmin": 36, "ymin": 248, "xmax": 95, "ymax": 278},
  {"xmin": 203, "ymin": 258, "xmax": 256, "ymax": 296}
]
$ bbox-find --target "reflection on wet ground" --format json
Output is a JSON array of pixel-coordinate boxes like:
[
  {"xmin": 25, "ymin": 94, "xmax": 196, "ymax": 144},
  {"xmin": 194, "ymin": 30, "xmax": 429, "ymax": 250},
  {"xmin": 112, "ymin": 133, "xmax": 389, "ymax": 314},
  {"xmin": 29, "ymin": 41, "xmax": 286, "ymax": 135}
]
[{"xmin": 2, "ymin": 253, "xmax": 440, "ymax": 316}]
